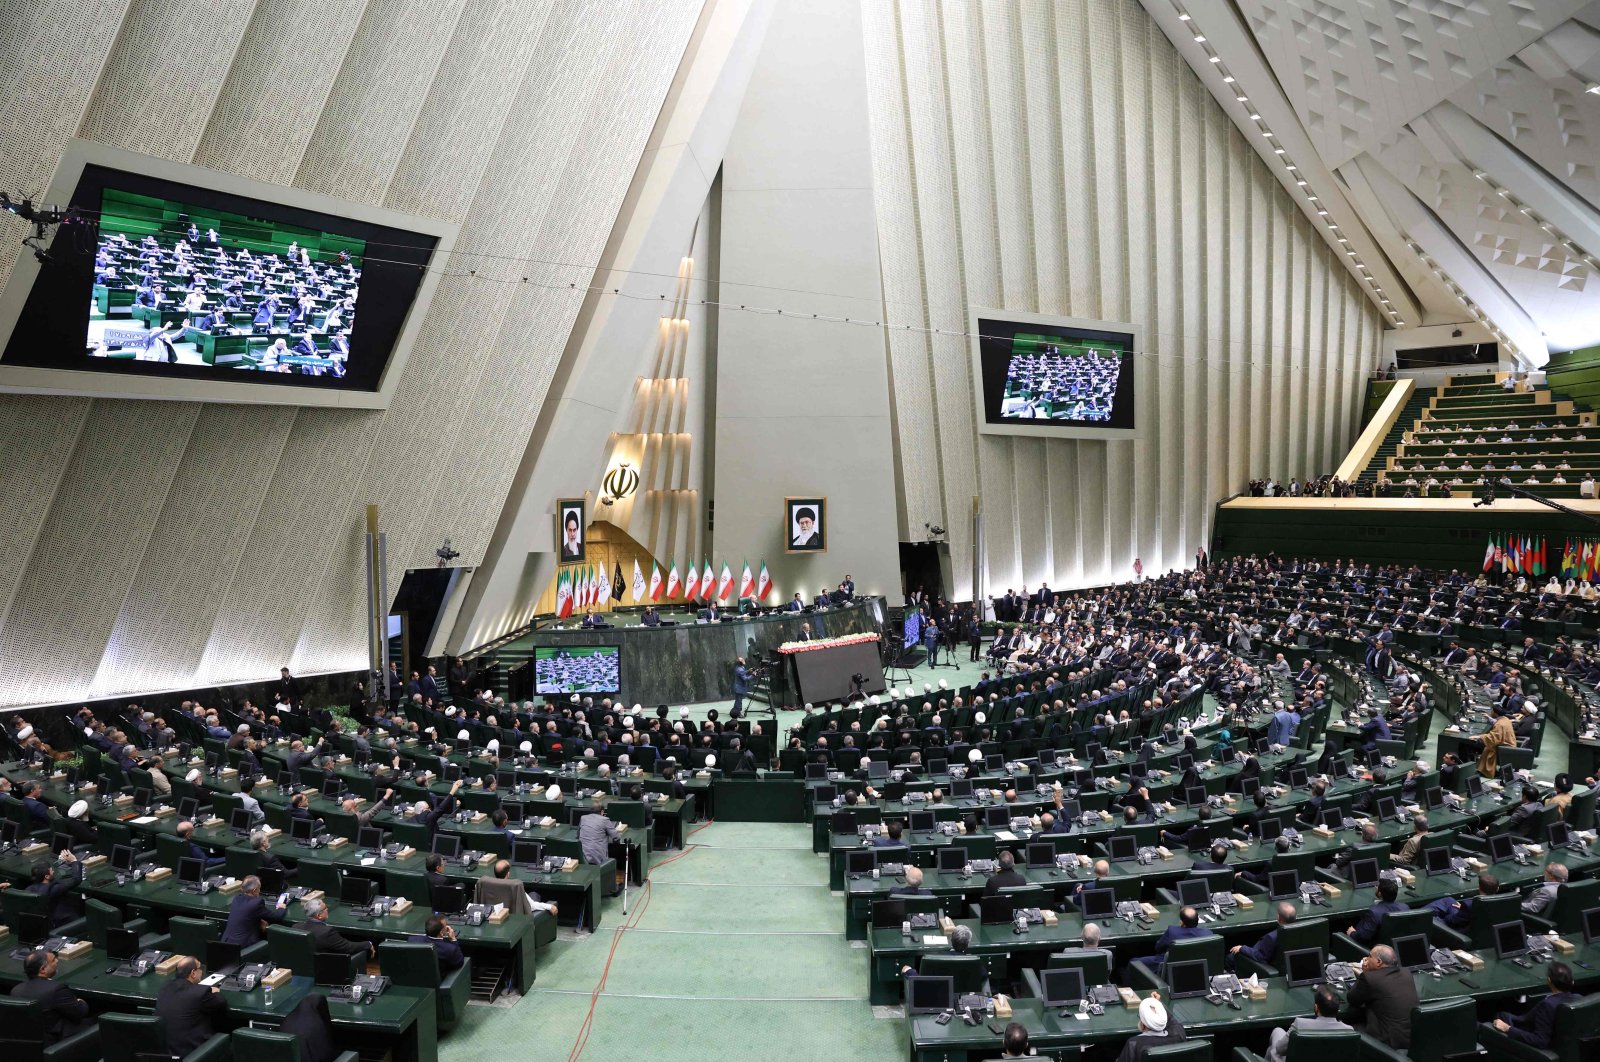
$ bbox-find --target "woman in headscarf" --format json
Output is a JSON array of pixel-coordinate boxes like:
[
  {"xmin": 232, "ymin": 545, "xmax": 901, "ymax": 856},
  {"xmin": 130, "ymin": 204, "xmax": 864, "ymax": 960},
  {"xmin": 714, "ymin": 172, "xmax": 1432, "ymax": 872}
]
[
  {"xmin": 1472, "ymin": 706, "xmax": 1517, "ymax": 779},
  {"xmin": 1227, "ymin": 755, "xmax": 1261, "ymax": 794}
]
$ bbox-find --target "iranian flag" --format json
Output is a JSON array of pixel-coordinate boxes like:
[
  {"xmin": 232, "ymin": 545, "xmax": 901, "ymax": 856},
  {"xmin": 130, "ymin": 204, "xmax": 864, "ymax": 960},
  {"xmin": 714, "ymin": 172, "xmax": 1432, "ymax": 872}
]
[
  {"xmin": 701, "ymin": 559, "xmax": 715, "ymax": 601},
  {"xmin": 555, "ymin": 568, "xmax": 573, "ymax": 618},
  {"xmin": 631, "ymin": 558, "xmax": 647, "ymax": 602},
  {"xmin": 755, "ymin": 560, "xmax": 772, "ymax": 600},
  {"xmin": 716, "ymin": 561, "xmax": 734, "ymax": 600},
  {"xmin": 683, "ymin": 561, "xmax": 700, "ymax": 600},
  {"xmin": 1483, "ymin": 534, "xmax": 1498, "ymax": 573},
  {"xmin": 738, "ymin": 560, "xmax": 755, "ymax": 599},
  {"xmin": 581, "ymin": 565, "xmax": 594, "ymax": 608},
  {"xmin": 666, "ymin": 559, "xmax": 682, "ymax": 598},
  {"xmin": 648, "ymin": 560, "xmax": 664, "ymax": 601}
]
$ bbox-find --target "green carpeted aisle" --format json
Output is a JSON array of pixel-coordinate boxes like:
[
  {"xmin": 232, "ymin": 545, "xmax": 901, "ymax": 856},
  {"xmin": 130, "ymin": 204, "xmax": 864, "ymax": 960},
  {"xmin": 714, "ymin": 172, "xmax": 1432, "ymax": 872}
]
[{"xmin": 439, "ymin": 821, "xmax": 901, "ymax": 1062}]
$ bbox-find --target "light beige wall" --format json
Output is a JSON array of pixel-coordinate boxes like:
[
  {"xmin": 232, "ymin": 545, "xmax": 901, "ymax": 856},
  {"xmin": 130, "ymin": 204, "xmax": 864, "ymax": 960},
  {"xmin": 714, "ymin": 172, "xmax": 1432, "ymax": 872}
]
[{"xmin": 861, "ymin": 0, "xmax": 1386, "ymax": 598}]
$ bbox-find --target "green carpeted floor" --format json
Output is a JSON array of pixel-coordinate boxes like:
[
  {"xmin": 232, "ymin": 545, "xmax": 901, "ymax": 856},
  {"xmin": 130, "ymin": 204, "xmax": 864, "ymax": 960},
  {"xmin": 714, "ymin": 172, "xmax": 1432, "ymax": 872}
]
[{"xmin": 439, "ymin": 821, "xmax": 900, "ymax": 1062}]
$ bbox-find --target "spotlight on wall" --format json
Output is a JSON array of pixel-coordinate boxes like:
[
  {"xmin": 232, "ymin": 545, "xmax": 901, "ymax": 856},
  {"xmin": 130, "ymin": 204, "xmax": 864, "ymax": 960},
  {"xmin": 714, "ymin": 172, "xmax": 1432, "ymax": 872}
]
[{"xmin": 435, "ymin": 539, "xmax": 461, "ymax": 566}]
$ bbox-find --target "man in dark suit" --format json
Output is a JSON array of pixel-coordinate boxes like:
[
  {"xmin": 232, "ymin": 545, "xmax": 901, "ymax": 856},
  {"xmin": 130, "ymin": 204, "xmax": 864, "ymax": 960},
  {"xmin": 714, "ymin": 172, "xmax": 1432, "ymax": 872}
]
[
  {"xmin": 1191, "ymin": 843, "xmax": 1232, "ymax": 873},
  {"xmin": 221, "ymin": 875, "xmax": 289, "ymax": 946},
  {"xmin": 889, "ymin": 865, "xmax": 929, "ymax": 896},
  {"xmin": 296, "ymin": 897, "xmax": 374, "ymax": 959},
  {"xmin": 407, "ymin": 916, "xmax": 465, "ymax": 973},
  {"xmin": 731, "ymin": 657, "xmax": 752, "ymax": 718},
  {"xmin": 640, "ymin": 606, "xmax": 661, "ymax": 627},
  {"xmin": 18, "ymin": 781, "xmax": 51, "ymax": 829},
  {"xmin": 155, "ymin": 957, "xmax": 230, "ymax": 1056},
  {"xmin": 981, "ymin": 850, "xmax": 1027, "ymax": 895},
  {"xmin": 1229, "ymin": 902, "xmax": 1295, "ymax": 971},
  {"xmin": 1346, "ymin": 877, "xmax": 1408, "ymax": 945},
  {"xmin": 9, "ymin": 950, "xmax": 90, "ymax": 1044},
  {"xmin": 28, "ymin": 851, "xmax": 81, "ymax": 927},
  {"xmin": 1492, "ymin": 961, "xmax": 1581, "ymax": 1047},
  {"xmin": 1140, "ymin": 906, "xmax": 1213, "ymax": 970},
  {"xmin": 176, "ymin": 820, "xmax": 225, "ymax": 869},
  {"xmin": 1345, "ymin": 944, "xmax": 1418, "ymax": 1049},
  {"xmin": 786, "ymin": 593, "xmax": 804, "ymax": 612}
]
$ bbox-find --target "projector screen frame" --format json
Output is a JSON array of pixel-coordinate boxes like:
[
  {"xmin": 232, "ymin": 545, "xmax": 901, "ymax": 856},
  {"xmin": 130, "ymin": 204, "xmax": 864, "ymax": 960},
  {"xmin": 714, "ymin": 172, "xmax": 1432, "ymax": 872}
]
[
  {"xmin": 0, "ymin": 139, "xmax": 456, "ymax": 409},
  {"xmin": 968, "ymin": 307, "xmax": 1142, "ymax": 441}
]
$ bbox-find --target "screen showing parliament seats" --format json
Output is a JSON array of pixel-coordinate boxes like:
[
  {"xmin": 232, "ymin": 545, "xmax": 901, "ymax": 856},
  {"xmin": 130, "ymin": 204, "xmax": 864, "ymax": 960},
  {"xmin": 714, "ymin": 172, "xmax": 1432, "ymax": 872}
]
[
  {"xmin": 974, "ymin": 316, "xmax": 1136, "ymax": 434},
  {"xmin": 2, "ymin": 163, "xmax": 438, "ymax": 394},
  {"xmin": 534, "ymin": 646, "xmax": 622, "ymax": 696}
]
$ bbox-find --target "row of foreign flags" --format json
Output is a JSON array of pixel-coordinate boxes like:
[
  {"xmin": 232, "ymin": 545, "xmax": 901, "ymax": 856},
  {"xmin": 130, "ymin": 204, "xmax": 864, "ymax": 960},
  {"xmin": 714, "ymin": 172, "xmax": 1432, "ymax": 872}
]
[
  {"xmin": 1482, "ymin": 534, "xmax": 1600, "ymax": 579},
  {"xmin": 553, "ymin": 558, "xmax": 775, "ymax": 617}
]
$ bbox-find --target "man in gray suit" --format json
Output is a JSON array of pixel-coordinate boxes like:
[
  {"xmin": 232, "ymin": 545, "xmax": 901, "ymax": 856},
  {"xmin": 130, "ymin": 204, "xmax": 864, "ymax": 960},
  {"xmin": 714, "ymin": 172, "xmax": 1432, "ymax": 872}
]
[
  {"xmin": 1267, "ymin": 985, "xmax": 1353, "ymax": 1062},
  {"xmin": 578, "ymin": 794, "xmax": 620, "ymax": 875}
]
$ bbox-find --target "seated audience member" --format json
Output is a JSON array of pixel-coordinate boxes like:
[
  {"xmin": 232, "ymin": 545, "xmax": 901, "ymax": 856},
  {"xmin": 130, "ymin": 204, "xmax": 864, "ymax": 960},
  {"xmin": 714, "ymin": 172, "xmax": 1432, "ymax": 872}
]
[
  {"xmin": 1491, "ymin": 961, "xmax": 1581, "ymax": 1048},
  {"xmin": 1229, "ymin": 902, "xmax": 1295, "ymax": 970},
  {"xmin": 408, "ymin": 915, "xmax": 465, "ymax": 973},
  {"xmin": 1346, "ymin": 878, "xmax": 1406, "ymax": 945},
  {"xmin": 1115, "ymin": 993, "xmax": 1186, "ymax": 1062},
  {"xmin": 9, "ymin": 950, "xmax": 90, "ymax": 1044},
  {"xmin": 1139, "ymin": 906, "xmax": 1211, "ymax": 970},
  {"xmin": 1425, "ymin": 872, "xmax": 1497, "ymax": 930},
  {"xmin": 278, "ymin": 992, "xmax": 339, "ymax": 1062},
  {"xmin": 1345, "ymin": 945, "xmax": 1417, "ymax": 1049},
  {"xmin": 155, "ymin": 957, "xmax": 230, "ymax": 1056},
  {"xmin": 1522, "ymin": 862, "xmax": 1568, "ymax": 915},
  {"xmin": 1266, "ymin": 986, "xmax": 1352, "ymax": 1062},
  {"xmin": 296, "ymin": 897, "xmax": 374, "ymax": 959}
]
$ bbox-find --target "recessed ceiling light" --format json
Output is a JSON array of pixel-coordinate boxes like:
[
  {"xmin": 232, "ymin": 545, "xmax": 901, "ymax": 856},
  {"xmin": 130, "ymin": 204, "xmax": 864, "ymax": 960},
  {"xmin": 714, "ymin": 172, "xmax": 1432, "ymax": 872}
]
[
  {"xmin": 1224, "ymin": 77, "xmax": 1237, "ymax": 85},
  {"xmin": 1263, "ymin": 130, "xmax": 1274, "ymax": 137},
  {"xmin": 1297, "ymin": 179, "xmax": 1308, "ymax": 186},
  {"xmin": 1178, "ymin": 12, "xmax": 1191, "ymax": 20},
  {"xmin": 1586, "ymin": 83, "xmax": 1599, "ymax": 94},
  {"xmin": 1308, "ymin": 195, "xmax": 1318, "ymax": 201},
  {"xmin": 1249, "ymin": 113, "xmax": 1261, "ymax": 120},
  {"xmin": 1318, "ymin": 209, "xmax": 1329, "ymax": 215},
  {"xmin": 1209, "ymin": 55, "xmax": 1222, "ymax": 62},
  {"xmin": 1285, "ymin": 164, "xmax": 1297, "ymax": 171},
  {"xmin": 1194, "ymin": 34, "xmax": 1206, "ymax": 42},
  {"xmin": 1274, "ymin": 148, "xmax": 1286, "ymax": 153}
]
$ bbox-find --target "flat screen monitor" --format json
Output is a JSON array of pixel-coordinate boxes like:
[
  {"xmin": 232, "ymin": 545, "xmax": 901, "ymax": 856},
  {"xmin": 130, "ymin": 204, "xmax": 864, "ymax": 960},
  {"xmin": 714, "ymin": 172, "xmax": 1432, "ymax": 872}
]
[
  {"xmin": 0, "ymin": 820, "xmax": 17, "ymax": 846},
  {"xmin": 1467, "ymin": 776, "xmax": 1484, "ymax": 798},
  {"xmin": 805, "ymin": 763, "xmax": 827, "ymax": 780},
  {"xmin": 357, "ymin": 827, "xmax": 385, "ymax": 852},
  {"xmin": 432, "ymin": 883, "xmax": 466, "ymax": 914},
  {"xmin": 1376, "ymin": 797, "xmax": 1397, "ymax": 821},
  {"xmin": 230, "ymin": 808, "xmax": 253, "ymax": 833},
  {"xmin": 290, "ymin": 817, "xmax": 314, "ymax": 842},
  {"xmin": 1220, "ymin": 746, "xmax": 1237, "ymax": 764},
  {"xmin": 1349, "ymin": 858, "xmax": 1380, "ymax": 890},
  {"xmin": 177, "ymin": 856, "xmax": 204, "ymax": 884},
  {"xmin": 867, "ymin": 759, "xmax": 890, "ymax": 780},
  {"xmin": 50, "ymin": 833, "xmax": 72, "ymax": 856},
  {"xmin": 1268, "ymin": 870, "xmax": 1300, "ymax": 900},
  {"xmin": 510, "ymin": 840, "xmax": 544, "ymax": 866},
  {"xmin": 314, "ymin": 952, "xmax": 354, "ymax": 986},
  {"xmin": 502, "ymin": 801, "xmax": 525, "ymax": 826},
  {"xmin": 15, "ymin": 913, "xmax": 49, "ymax": 946},
  {"xmin": 111, "ymin": 844, "xmax": 135, "ymax": 872},
  {"xmin": 1080, "ymin": 887, "xmax": 1116, "ymax": 919},
  {"xmin": 1085, "ymin": 743, "xmax": 1103, "ymax": 763},
  {"xmin": 1129, "ymin": 763, "xmax": 1148, "ymax": 781},
  {"xmin": 984, "ymin": 754, "xmax": 1003, "ymax": 772},
  {"xmin": 1287, "ymin": 766, "xmax": 1308, "ymax": 788},
  {"xmin": 1332, "ymin": 759, "xmax": 1351, "ymax": 778},
  {"xmin": 1255, "ymin": 816, "xmax": 1282, "ymax": 844},
  {"xmin": 1184, "ymin": 785, "xmax": 1207, "ymax": 807},
  {"xmin": 831, "ymin": 811, "xmax": 857, "ymax": 836},
  {"xmin": 1107, "ymin": 835, "xmax": 1138, "ymax": 863},
  {"xmin": 1422, "ymin": 786, "xmax": 1443, "ymax": 810},
  {"xmin": 871, "ymin": 899, "xmax": 906, "ymax": 931},
  {"xmin": 845, "ymin": 850, "xmax": 876, "ymax": 876},
  {"xmin": 104, "ymin": 926, "xmax": 140, "ymax": 962},
  {"xmin": 949, "ymin": 778, "xmax": 975, "ymax": 800},
  {"xmin": 1423, "ymin": 846, "xmax": 1453, "ymax": 877},
  {"xmin": 1319, "ymin": 808, "xmax": 1343, "ymax": 830},
  {"xmin": 339, "ymin": 875, "xmax": 377, "ymax": 907},
  {"xmin": 277, "ymin": 771, "xmax": 293, "ymax": 789},
  {"xmin": 970, "ymin": 310, "xmax": 1140, "ymax": 440},
  {"xmin": 1549, "ymin": 821, "xmax": 1572, "ymax": 848},
  {"xmin": 984, "ymin": 805, "xmax": 1011, "ymax": 830},
  {"xmin": 1240, "ymin": 777, "xmax": 1261, "ymax": 798},
  {"xmin": 1174, "ymin": 754, "xmax": 1194, "ymax": 774},
  {"xmin": 1582, "ymin": 906, "xmax": 1600, "ymax": 945},
  {"xmin": 1487, "ymin": 833, "xmax": 1514, "ymax": 865},
  {"xmin": 0, "ymin": 140, "xmax": 452, "ymax": 408},
  {"xmin": 928, "ymin": 758, "xmax": 948, "ymax": 775},
  {"xmin": 813, "ymin": 785, "xmax": 838, "ymax": 805},
  {"xmin": 1059, "ymin": 799, "xmax": 1081, "ymax": 820},
  {"xmin": 1176, "ymin": 879, "xmax": 1211, "ymax": 906},
  {"xmin": 177, "ymin": 797, "xmax": 199, "ymax": 821},
  {"xmin": 1500, "ymin": 764, "xmax": 1516, "ymax": 785},
  {"xmin": 1026, "ymin": 842, "xmax": 1056, "ymax": 868},
  {"xmin": 534, "ymin": 646, "xmax": 621, "ymax": 696},
  {"xmin": 1040, "ymin": 967, "xmax": 1087, "ymax": 1008},
  {"xmin": 1072, "ymin": 769, "xmax": 1095, "ymax": 789},
  {"xmin": 1284, "ymin": 947, "xmax": 1324, "ymax": 988},
  {"xmin": 1494, "ymin": 920, "xmax": 1528, "ymax": 960},
  {"xmin": 431, "ymin": 833, "xmax": 462, "ymax": 859},
  {"xmin": 909, "ymin": 811, "xmax": 936, "ymax": 833},
  {"xmin": 980, "ymin": 894, "xmax": 1016, "ymax": 924},
  {"xmin": 908, "ymin": 975, "xmax": 955, "ymax": 1015},
  {"xmin": 205, "ymin": 941, "xmax": 242, "ymax": 976},
  {"xmin": 1394, "ymin": 934, "xmax": 1430, "ymax": 970},
  {"xmin": 936, "ymin": 848, "xmax": 968, "ymax": 874},
  {"xmin": 132, "ymin": 787, "xmax": 152, "ymax": 809},
  {"xmin": 320, "ymin": 776, "xmax": 342, "ymax": 799},
  {"xmin": 1166, "ymin": 959, "xmax": 1210, "ymax": 999}
]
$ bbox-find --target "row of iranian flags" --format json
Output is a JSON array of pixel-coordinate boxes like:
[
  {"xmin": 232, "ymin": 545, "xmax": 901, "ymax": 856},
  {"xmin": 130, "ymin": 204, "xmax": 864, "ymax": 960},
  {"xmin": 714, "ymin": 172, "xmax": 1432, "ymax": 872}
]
[{"xmin": 553, "ymin": 557, "xmax": 774, "ymax": 618}]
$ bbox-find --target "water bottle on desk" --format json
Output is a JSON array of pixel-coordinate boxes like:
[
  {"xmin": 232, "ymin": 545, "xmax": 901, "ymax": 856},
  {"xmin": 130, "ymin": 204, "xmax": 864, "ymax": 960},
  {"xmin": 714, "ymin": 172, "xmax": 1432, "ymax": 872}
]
[{"xmin": 263, "ymin": 981, "xmax": 273, "ymax": 1009}]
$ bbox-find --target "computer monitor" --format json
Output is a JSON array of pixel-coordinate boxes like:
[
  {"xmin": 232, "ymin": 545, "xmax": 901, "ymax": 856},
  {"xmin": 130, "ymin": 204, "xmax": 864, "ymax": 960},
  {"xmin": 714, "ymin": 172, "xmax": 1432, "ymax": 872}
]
[
  {"xmin": 845, "ymin": 850, "xmax": 876, "ymax": 876},
  {"xmin": 936, "ymin": 847, "xmax": 968, "ymax": 874},
  {"xmin": 1080, "ymin": 888, "xmax": 1116, "ymax": 919},
  {"xmin": 1287, "ymin": 766, "xmax": 1308, "ymax": 788},
  {"xmin": 358, "ymin": 827, "xmax": 385, "ymax": 852},
  {"xmin": 871, "ymin": 898, "xmax": 906, "ymax": 930},
  {"xmin": 805, "ymin": 763, "xmax": 827, "ymax": 780},
  {"xmin": 1499, "ymin": 764, "xmax": 1516, "ymax": 785},
  {"xmin": 1026, "ymin": 842, "xmax": 1056, "ymax": 868},
  {"xmin": 928, "ymin": 758, "xmax": 948, "ymax": 775},
  {"xmin": 1072, "ymin": 768, "xmax": 1095, "ymax": 789},
  {"xmin": 1107, "ymin": 835, "xmax": 1138, "ymax": 863},
  {"xmin": 1059, "ymin": 799, "xmax": 1081, "ymax": 820},
  {"xmin": 1177, "ymin": 879, "xmax": 1211, "ymax": 906},
  {"xmin": 1129, "ymin": 763, "xmax": 1148, "ymax": 780},
  {"xmin": 321, "ymin": 776, "xmax": 342, "ymax": 799},
  {"xmin": 1332, "ymin": 759, "xmax": 1350, "ymax": 778},
  {"xmin": 1393, "ymin": 934, "xmax": 1430, "ymax": 970},
  {"xmin": 1284, "ymin": 948, "xmax": 1324, "ymax": 988},
  {"xmin": 1376, "ymin": 796, "xmax": 1397, "ymax": 821},
  {"xmin": 1493, "ymin": 920, "xmax": 1529, "ymax": 960},
  {"xmin": 1129, "ymin": 737, "xmax": 1143, "ymax": 753},
  {"xmin": 259, "ymin": 866, "xmax": 285, "ymax": 894},
  {"xmin": 1220, "ymin": 746, "xmax": 1237, "ymax": 764},
  {"xmin": 1166, "ymin": 959, "xmax": 1210, "ymax": 999},
  {"xmin": 1319, "ymin": 808, "xmax": 1343, "ymax": 830},
  {"xmin": 1467, "ymin": 776, "xmax": 1484, "ymax": 798},
  {"xmin": 204, "ymin": 752, "xmax": 221, "ymax": 773},
  {"xmin": 340, "ymin": 875, "xmax": 377, "ymax": 906},
  {"xmin": 1582, "ymin": 906, "xmax": 1600, "ymax": 945},
  {"xmin": 230, "ymin": 808, "xmax": 253, "ymax": 833},
  {"xmin": 1268, "ymin": 870, "xmax": 1300, "ymax": 900},
  {"xmin": 831, "ymin": 811, "xmax": 857, "ymax": 836},
  {"xmin": 1174, "ymin": 754, "xmax": 1194, "ymax": 774},
  {"xmin": 1240, "ymin": 777, "xmax": 1261, "ymax": 798},
  {"xmin": 1349, "ymin": 858, "xmax": 1380, "ymax": 889},
  {"xmin": 0, "ymin": 820, "xmax": 17, "ymax": 846},
  {"xmin": 50, "ymin": 833, "xmax": 72, "ymax": 856},
  {"xmin": 177, "ymin": 856, "xmax": 205, "ymax": 884},
  {"xmin": 1422, "ymin": 786, "xmax": 1443, "ymax": 810},
  {"xmin": 907, "ymin": 975, "xmax": 955, "ymax": 1015},
  {"xmin": 314, "ymin": 952, "xmax": 354, "ymax": 986},
  {"xmin": 431, "ymin": 833, "xmax": 462, "ymax": 859},
  {"xmin": 909, "ymin": 811, "xmax": 936, "ymax": 833},
  {"xmin": 277, "ymin": 771, "xmax": 293, "ymax": 789},
  {"xmin": 980, "ymin": 894, "xmax": 1016, "ymax": 924},
  {"xmin": 132, "ymin": 787, "xmax": 152, "ymax": 808},
  {"xmin": 813, "ymin": 785, "xmax": 837, "ymax": 805},
  {"xmin": 110, "ymin": 844, "xmax": 135, "ymax": 873},
  {"xmin": 1040, "ymin": 967, "xmax": 1087, "ymax": 1008},
  {"xmin": 868, "ymin": 759, "xmax": 890, "ymax": 780},
  {"xmin": 104, "ymin": 926, "xmax": 140, "ymax": 962},
  {"xmin": 984, "ymin": 805, "xmax": 1011, "ymax": 830},
  {"xmin": 1085, "ymin": 743, "xmax": 1102, "ymax": 763},
  {"xmin": 444, "ymin": 761, "xmax": 464, "ymax": 780},
  {"xmin": 1184, "ymin": 785, "xmax": 1207, "ymax": 807},
  {"xmin": 290, "ymin": 817, "xmax": 314, "ymax": 841},
  {"xmin": 984, "ymin": 753, "xmax": 1003, "ymax": 772},
  {"xmin": 1487, "ymin": 833, "xmax": 1514, "ymax": 864},
  {"xmin": 206, "ymin": 941, "xmax": 242, "ymax": 976},
  {"xmin": 432, "ymin": 883, "xmax": 467, "ymax": 914},
  {"xmin": 1423, "ymin": 846, "xmax": 1453, "ymax": 877},
  {"xmin": 177, "ymin": 797, "xmax": 199, "ymax": 821},
  {"xmin": 1549, "ymin": 821, "xmax": 1572, "ymax": 848},
  {"xmin": 1253, "ymin": 817, "xmax": 1281, "ymax": 845},
  {"xmin": 950, "ymin": 779, "xmax": 974, "ymax": 799},
  {"xmin": 510, "ymin": 840, "xmax": 544, "ymax": 866},
  {"xmin": 15, "ymin": 913, "xmax": 48, "ymax": 947}
]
